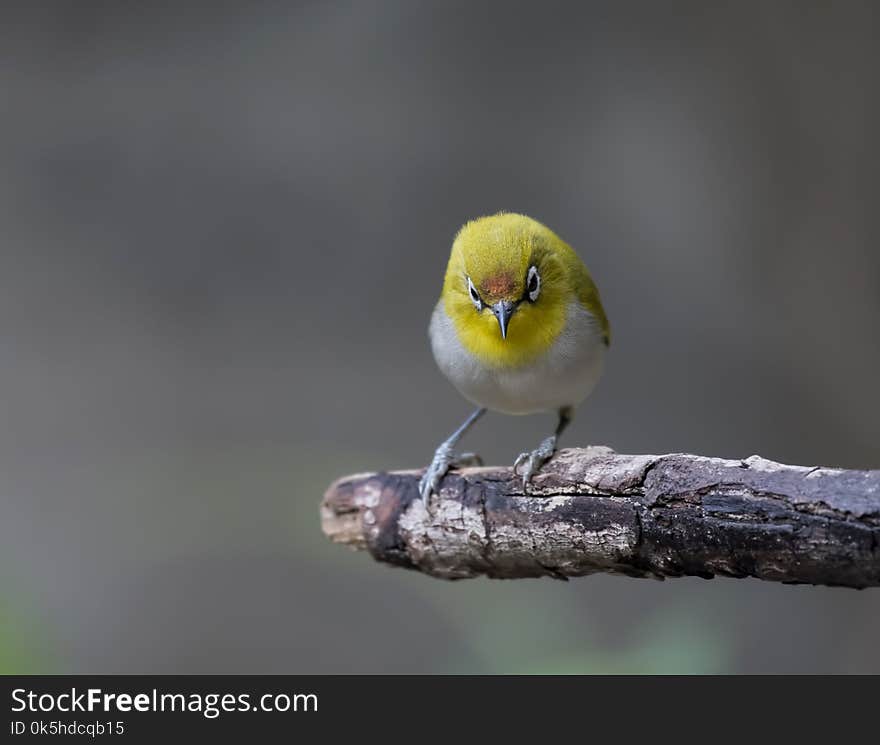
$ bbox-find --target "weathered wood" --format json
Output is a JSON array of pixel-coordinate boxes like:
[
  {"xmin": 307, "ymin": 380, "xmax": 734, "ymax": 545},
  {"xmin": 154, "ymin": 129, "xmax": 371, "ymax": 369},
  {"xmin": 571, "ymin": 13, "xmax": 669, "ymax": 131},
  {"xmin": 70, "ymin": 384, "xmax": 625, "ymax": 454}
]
[{"xmin": 321, "ymin": 447, "xmax": 880, "ymax": 588}]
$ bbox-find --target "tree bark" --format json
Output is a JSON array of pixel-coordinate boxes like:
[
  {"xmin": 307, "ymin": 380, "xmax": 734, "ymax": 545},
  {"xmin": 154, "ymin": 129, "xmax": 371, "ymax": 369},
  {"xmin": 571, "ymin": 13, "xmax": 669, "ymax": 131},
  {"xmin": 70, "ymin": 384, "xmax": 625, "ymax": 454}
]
[{"xmin": 321, "ymin": 447, "xmax": 880, "ymax": 588}]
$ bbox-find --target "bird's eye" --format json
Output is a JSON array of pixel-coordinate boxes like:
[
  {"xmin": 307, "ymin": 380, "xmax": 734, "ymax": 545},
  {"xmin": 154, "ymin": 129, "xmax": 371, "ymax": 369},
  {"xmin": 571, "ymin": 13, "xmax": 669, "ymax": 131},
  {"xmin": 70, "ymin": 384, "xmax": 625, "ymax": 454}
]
[
  {"xmin": 466, "ymin": 276, "xmax": 483, "ymax": 310},
  {"xmin": 526, "ymin": 266, "xmax": 541, "ymax": 302}
]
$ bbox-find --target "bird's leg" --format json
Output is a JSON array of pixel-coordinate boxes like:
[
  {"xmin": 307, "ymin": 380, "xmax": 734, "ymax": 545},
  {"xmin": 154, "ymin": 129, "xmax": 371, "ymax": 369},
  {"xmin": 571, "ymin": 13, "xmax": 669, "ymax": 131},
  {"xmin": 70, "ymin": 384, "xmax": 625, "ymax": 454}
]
[
  {"xmin": 513, "ymin": 406, "xmax": 573, "ymax": 489},
  {"xmin": 419, "ymin": 407, "xmax": 486, "ymax": 504}
]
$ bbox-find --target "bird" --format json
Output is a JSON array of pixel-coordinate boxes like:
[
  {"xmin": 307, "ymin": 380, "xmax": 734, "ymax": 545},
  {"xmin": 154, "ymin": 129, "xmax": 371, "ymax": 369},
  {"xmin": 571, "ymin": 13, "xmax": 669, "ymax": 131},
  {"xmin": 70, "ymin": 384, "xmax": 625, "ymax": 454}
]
[{"xmin": 419, "ymin": 212, "xmax": 610, "ymax": 503}]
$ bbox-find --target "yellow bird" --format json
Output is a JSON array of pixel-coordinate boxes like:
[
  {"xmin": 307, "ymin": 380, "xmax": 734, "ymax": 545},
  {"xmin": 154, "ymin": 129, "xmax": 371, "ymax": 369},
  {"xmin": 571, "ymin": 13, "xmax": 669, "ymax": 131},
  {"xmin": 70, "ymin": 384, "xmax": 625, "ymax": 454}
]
[{"xmin": 420, "ymin": 213, "xmax": 610, "ymax": 502}]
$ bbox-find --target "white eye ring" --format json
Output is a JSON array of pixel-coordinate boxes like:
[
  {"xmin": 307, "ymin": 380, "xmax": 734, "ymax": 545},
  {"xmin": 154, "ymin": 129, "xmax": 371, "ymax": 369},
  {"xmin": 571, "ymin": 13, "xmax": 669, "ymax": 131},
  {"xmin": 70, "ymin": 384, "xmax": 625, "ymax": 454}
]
[
  {"xmin": 466, "ymin": 276, "xmax": 483, "ymax": 310},
  {"xmin": 527, "ymin": 266, "xmax": 541, "ymax": 302}
]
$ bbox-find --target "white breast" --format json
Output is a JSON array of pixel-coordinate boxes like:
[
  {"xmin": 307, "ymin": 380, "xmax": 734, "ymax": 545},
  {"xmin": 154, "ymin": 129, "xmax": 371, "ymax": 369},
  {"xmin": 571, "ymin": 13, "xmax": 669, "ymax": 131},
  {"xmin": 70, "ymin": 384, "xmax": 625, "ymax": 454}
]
[{"xmin": 429, "ymin": 301, "xmax": 606, "ymax": 415}]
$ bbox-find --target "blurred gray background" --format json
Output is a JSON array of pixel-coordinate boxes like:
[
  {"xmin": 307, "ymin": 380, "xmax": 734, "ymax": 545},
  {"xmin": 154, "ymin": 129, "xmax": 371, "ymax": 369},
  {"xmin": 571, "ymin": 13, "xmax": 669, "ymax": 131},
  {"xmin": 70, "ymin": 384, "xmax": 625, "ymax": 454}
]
[{"xmin": 1, "ymin": 2, "xmax": 878, "ymax": 674}]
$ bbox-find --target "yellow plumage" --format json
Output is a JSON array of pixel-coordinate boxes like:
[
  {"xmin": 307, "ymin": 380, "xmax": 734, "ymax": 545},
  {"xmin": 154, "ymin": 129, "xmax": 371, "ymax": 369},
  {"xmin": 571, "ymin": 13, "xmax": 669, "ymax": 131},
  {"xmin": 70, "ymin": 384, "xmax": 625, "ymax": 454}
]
[{"xmin": 441, "ymin": 213, "xmax": 609, "ymax": 368}]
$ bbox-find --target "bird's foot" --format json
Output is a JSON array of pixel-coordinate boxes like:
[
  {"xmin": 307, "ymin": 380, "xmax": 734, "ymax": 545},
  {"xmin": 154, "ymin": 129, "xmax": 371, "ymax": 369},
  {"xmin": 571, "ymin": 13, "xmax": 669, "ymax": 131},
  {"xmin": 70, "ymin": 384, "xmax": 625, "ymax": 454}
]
[
  {"xmin": 513, "ymin": 436, "xmax": 557, "ymax": 490},
  {"xmin": 419, "ymin": 444, "xmax": 483, "ymax": 504}
]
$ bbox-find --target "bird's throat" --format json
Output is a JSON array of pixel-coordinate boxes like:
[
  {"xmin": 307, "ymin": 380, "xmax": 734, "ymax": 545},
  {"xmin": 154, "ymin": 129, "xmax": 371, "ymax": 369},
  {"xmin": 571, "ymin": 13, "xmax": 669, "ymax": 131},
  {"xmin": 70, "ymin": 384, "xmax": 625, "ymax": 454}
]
[{"xmin": 446, "ymin": 298, "xmax": 566, "ymax": 369}]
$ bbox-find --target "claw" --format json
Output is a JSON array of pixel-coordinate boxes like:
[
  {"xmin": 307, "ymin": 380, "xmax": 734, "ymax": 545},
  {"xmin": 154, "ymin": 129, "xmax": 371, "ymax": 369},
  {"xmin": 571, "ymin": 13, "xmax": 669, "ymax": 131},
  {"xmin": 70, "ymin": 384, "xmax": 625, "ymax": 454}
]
[
  {"xmin": 418, "ymin": 464, "xmax": 444, "ymax": 505},
  {"xmin": 419, "ymin": 442, "xmax": 454, "ymax": 505},
  {"xmin": 518, "ymin": 455, "xmax": 540, "ymax": 490},
  {"xmin": 420, "ymin": 408, "xmax": 487, "ymax": 506},
  {"xmin": 419, "ymin": 445, "xmax": 485, "ymax": 504},
  {"xmin": 512, "ymin": 436, "xmax": 557, "ymax": 491}
]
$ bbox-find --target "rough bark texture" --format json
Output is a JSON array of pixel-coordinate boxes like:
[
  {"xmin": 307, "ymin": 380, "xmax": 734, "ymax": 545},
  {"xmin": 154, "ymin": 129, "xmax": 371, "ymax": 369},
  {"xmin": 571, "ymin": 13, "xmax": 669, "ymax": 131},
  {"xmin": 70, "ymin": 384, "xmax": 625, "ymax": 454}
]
[{"xmin": 321, "ymin": 447, "xmax": 880, "ymax": 588}]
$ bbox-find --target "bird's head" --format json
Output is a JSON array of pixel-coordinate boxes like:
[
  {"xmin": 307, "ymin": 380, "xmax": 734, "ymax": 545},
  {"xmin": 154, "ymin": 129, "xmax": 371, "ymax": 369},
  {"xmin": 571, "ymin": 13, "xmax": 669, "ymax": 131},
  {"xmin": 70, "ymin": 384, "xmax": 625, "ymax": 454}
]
[{"xmin": 441, "ymin": 213, "xmax": 576, "ymax": 367}]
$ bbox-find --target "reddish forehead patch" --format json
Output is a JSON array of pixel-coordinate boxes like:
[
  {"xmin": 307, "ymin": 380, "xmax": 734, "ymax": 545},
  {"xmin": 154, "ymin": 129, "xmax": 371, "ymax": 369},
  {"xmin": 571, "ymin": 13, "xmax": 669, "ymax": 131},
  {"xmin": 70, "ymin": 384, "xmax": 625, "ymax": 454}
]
[{"xmin": 479, "ymin": 272, "xmax": 517, "ymax": 299}]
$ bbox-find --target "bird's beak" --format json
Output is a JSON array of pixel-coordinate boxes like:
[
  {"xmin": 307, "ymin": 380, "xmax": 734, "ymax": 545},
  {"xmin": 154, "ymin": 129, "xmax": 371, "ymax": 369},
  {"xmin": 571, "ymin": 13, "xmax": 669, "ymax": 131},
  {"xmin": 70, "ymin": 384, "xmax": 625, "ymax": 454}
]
[{"xmin": 491, "ymin": 300, "xmax": 517, "ymax": 340}]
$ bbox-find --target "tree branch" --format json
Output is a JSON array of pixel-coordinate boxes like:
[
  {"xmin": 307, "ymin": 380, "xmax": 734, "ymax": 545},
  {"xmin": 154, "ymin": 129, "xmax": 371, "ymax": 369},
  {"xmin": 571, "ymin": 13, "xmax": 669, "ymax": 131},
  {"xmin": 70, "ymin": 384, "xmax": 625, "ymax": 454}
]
[{"xmin": 321, "ymin": 447, "xmax": 880, "ymax": 588}]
